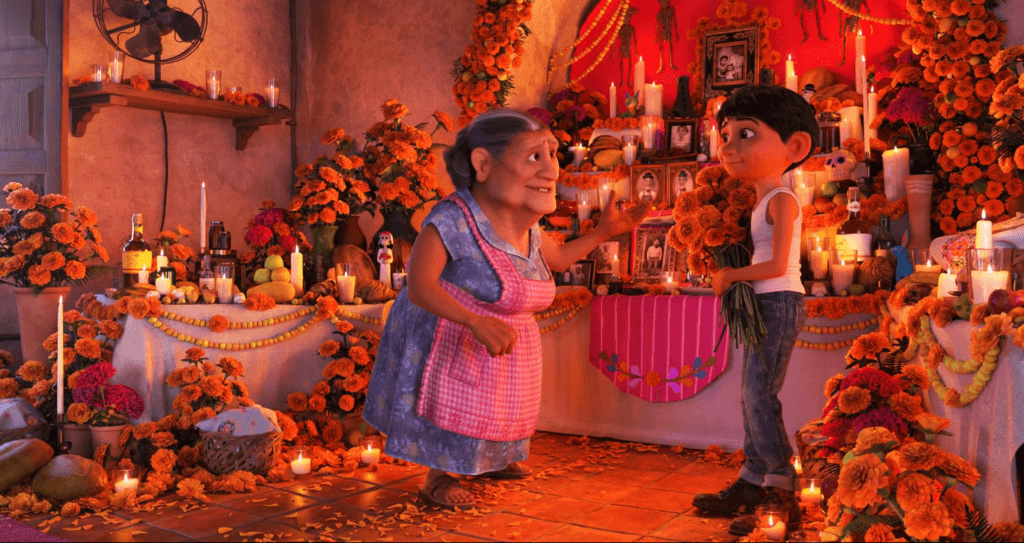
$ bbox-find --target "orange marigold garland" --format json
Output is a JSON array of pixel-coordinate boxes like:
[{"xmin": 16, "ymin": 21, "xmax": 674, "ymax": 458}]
[{"xmin": 452, "ymin": 0, "xmax": 534, "ymax": 126}]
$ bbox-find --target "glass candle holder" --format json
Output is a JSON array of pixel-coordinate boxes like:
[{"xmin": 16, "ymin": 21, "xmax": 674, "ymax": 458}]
[
  {"xmin": 290, "ymin": 446, "xmax": 311, "ymax": 475},
  {"xmin": 829, "ymin": 249, "xmax": 858, "ymax": 295},
  {"xmin": 756, "ymin": 504, "xmax": 789, "ymax": 541},
  {"xmin": 215, "ymin": 263, "xmax": 235, "ymax": 303},
  {"xmin": 227, "ymin": 86, "xmax": 242, "ymax": 95},
  {"xmin": 359, "ymin": 435, "xmax": 383, "ymax": 466},
  {"xmin": 799, "ymin": 477, "xmax": 823, "ymax": 504},
  {"xmin": 265, "ymin": 77, "xmax": 278, "ymax": 108},
  {"xmin": 575, "ymin": 190, "xmax": 595, "ymax": 221},
  {"xmin": 113, "ymin": 467, "xmax": 139, "ymax": 494},
  {"xmin": 621, "ymin": 134, "xmax": 638, "ymax": 166},
  {"xmin": 335, "ymin": 262, "xmax": 356, "ymax": 303},
  {"xmin": 155, "ymin": 267, "xmax": 175, "ymax": 296},
  {"xmin": 808, "ymin": 236, "xmax": 831, "ymax": 280},
  {"xmin": 90, "ymin": 64, "xmax": 105, "ymax": 83},
  {"xmin": 108, "ymin": 50, "xmax": 124, "ymax": 84},
  {"xmin": 911, "ymin": 248, "xmax": 941, "ymax": 273},
  {"xmin": 663, "ymin": 270, "xmax": 682, "ymax": 290},
  {"xmin": 968, "ymin": 248, "xmax": 1011, "ymax": 305},
  {"xmin": 205, "ymin": 69, "xmax": 221, "ymax": 99},
  {"xmin": 640, "ymin": 115, "xmax": 658, "ymax": 150}
]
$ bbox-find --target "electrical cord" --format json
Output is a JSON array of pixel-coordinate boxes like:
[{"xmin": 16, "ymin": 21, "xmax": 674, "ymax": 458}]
[{"xmin": 159, "ymin": 110, "xmax": 169, "ymax": 232}]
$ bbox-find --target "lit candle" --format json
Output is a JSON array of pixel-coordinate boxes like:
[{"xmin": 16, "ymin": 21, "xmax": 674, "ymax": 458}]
[
  {"xmin": 609, "ymin": 82, "xmax": 616, "ymax": 118},
  {"xmin": 57, "ymin": 296, "xmax": 64, "ymax": 417},
  {"xmin": 155, "ymin": 270, "xmax": 174, "ymax": 296},
  {"xmin": 622, "ymin": 140, "xmax": 636, "ymax": 166},
  {"xmin": 577, "ymin": 192, "xmax": 593, "ymax": 221},
  {"xmin": 971, "ymin": 264, "xmax": 1009, "ymax": 305},
  {"xmin": 642, "ymin": 118, "xmax": 657, "ymax": 150},
  {"xmin": 138, "ymin": 264, "xmax": 149, "ymax": 285},
  {"xmin": 571, "ymin": 143, "xmax": 588, "ymax": 166},
  {"xmin": 611, "ymin": 253, "xmax": 620, "ymax": 277},
  {"xmin": 290, "ymin": 244, "xmax": 304, "ymax": 295},
  {"xmin": 360, "ymin": 443, "xmax": 381, "ymax": 466},
  {"xmin": 114, "ymin": 472, "xmax": 139, "ymax": 494},
  {"xmin": 866, "ymin": 86, "xmax": 878, "ymax": 141},
  {"xmin": 810, "ymin": 241, "xmax": 830, "ymax": 280},
  {"xmin": 215, "ymin": 268, "xmax": 234, "ymax": 304},
  {"xmin": 976, "ymin": 209, "xmax": 993, "ymax": 250},
  {"xmin": 265, "ymin": 77, "xmax": 278, "ymax": 108},
  {"xmin": 634, "ymin": 56, "xmax": 645, "ymax": 107},
  {"xmin": 791, "ymin": 456, "xmax": 803, "ymax": 476},
  {"xmin": 831, "ymin": 257, "xmax": 856, "ymax": 294},
  {"xmin": 290, "ymin": 450, "xmax": 311, "ymax": 475},
  {"xmin": 855, "ymin": 30, "xmax": 866, "ymax": 93},
  {"xmin": 882, "ymin": 146, "xmax": 910, "ymax": 201},
  {"xmin": 800, "ymin": 480, "xmax": 822, "ymax": 503},
  {"xmin": 861, "ymin": 54, "xmax": 869, "ymax": 154},
  {"xmin": 938, "ymin": 268, "xmax": 958, "ymax": 299},
  {"xmin": 839, "ymin": 116, "xmax": 852, "ymax": 145},
  {"xmin": 709, "ymin": 123, "xmax": 719, "ymax": 160},
  {"xmin": 839, "ymin": 106, "xmax": 863, "ymax": 142},
  {"xmin": 156, "ymin": 247, "xmax": 169, "ymax": 271},
  {"xmin": 762, "ymin": 514, "xmax": 787, "ymax": 541},
  {"xmin": 200, "ymin": 181, "xmax": 207, "ymax": 254},
  {"xmin": 598, "ymin": 183, "xmax": 612, "ymax": 209},
  {"xmin": 785, "ymin": 54, "xmax": 798, "ymax": 92},
  {"xmin": 644, "ymin": 83, "xmax": 663, "ymax": 118},
  {"xmin": 335, "ymin": 264, "xmax": 356, "ymax": 304},
  {"xmin": 914, "ymin": 257, "xmax": 941, "ymax": 274}
]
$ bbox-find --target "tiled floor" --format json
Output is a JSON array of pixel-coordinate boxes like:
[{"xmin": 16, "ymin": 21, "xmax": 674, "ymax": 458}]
[{"xmin": 11, "ymin": 432, "xmax": 775, "ymax": 542}]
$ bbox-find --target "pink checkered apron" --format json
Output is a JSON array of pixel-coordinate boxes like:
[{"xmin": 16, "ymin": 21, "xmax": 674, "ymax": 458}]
[{"xmin": 416, "ymin": 194, "xmax": 555, "ymax": 441}]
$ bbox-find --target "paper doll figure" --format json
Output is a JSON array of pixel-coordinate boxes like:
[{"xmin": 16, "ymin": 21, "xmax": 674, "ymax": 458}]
[
  {"xmin": 373, "ymin": 230, "xmax": 395, "ymax": 289},
  {"xmin": 839, "ymin": 0, "xmax": 870, "ymax": 65},
  {"xmin": 615, "ymin": 6, "xmax": 640, "ymax": 86},
  {"xmin": 656, "ymin": 0, "xmax": 679, "ymax": 72},
  {"xmin": 795, "ymin": 0, "xmax": 828, "ymax": 43}
]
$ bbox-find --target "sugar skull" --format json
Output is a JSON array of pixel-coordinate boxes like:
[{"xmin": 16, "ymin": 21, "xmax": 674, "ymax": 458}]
[{"xmin": 824, "ymin": 150, "xmax": 856, "ymax": 173}]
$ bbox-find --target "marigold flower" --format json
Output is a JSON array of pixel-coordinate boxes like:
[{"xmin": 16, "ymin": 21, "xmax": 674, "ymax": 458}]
[
  {"xmin": 74, "ymin": 338, "xmax": 101, "ymax": 360},
  {"xmin": 287, "ymin": 392, "xmax": 308, "ymax": 412},
  {"xmin": 895, "ymin": 471, "xmax": 933, "ymax": 512},
  {"xmin": 905, "ymin": 502, "xmax": 954, "ymax": 540},
  {"xmin": 150, "ymin": 448, "xmax": 177, "ymax": 473},
  {"xmin": 992, "ymin": 522, "xmax": 1024, "ymax": 541},
  {"xmin": 338, "ymin": 394, "xmax": 356, "ymax": 411},
  {"xmin": 863, "ymin": 523, "xmax": 897, "ymax": 542},
  {"xmin": 6, "ymin": 187, "xmax": 38, "ymax": 210},
  {"xmin": 853, "ymin": 426, "xmax": 898, "ymax": 454},
  {"xmin": 308, "ymin": 393, "xmax": 327, "ymax": 412},
  {"xmin": 837, "ymin": 386, "xmax": 872, "ymax": 415},
  {"xmin": 66, "ymin": 402, "xmax": 92, "ymax": 424},
  {"xmin": 900, "ymin": 441, "xmax": 942, "ymax": 471},
  {"xmin": 835, "ymin": 453, "xmax": 889, "ymax": 509},
  {"xmin": 937, "ymin": 452, "xmax": 981, "ymax": 485}
]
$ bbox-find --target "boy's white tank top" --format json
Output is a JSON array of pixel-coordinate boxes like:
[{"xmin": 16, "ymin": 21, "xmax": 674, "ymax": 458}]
[{"xmin": 749, "ymin": 187, "xmax": 804, "ymax": 295}]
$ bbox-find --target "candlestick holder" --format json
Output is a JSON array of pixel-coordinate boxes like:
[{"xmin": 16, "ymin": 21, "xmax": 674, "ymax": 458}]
[{"xmin": 50, "ymin": 420, "xmax": 72, "ymax": 456}]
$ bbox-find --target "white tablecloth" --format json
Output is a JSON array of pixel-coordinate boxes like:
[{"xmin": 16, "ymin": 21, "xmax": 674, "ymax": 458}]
[
  {"xmin": 538, "ymin": 298, "xmax": 870, "ymax": 452},
  {"xmin": 112, "ymin": 301, "xmax": 389, "ymax": 421},
  {"xmin": 903, "ymin": 314, "xmax": 1024, "ymax": 523}
]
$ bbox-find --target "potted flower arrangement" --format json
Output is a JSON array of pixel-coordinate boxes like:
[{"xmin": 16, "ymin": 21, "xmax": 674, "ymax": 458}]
[
  {"xmin": 0, "ymin": 182, "xmax": 112, "ymax": 363},
  {"xmin": 528, "ymin": 82, "xmax": 607, "ymax": 165},
  {"xmin": 241, "ymin": 201, "xmax": 310, "ymax": 285},
  {"xmin": 150, "ymin": 225, "xmax": 196, "ymax": 282},
  {"xmin": 71, "ymin": 362, "xmax": 144, "ymax": 459},
  {"xmin": 290, "ymin": 129, "xmax": 375, "ymax": 258}
]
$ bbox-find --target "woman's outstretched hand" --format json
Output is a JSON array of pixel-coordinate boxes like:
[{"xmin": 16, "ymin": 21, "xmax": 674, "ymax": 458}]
[{"xmin": 598, "ymin": 191, "xmax": 650, "ymax": 237}]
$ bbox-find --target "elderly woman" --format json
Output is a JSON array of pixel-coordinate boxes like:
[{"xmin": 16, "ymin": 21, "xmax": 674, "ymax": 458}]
[{"xmin": 363, "ymin": 109, "xmax": 648, "ymax": 509}]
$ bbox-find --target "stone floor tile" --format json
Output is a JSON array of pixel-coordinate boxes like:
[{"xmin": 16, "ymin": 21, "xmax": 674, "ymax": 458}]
[
  {"xmin": 453, "ymin": 512, "xmax": 563, "ymax": 541},
  {"xmin": 647, "ymin": 472, "xmax": 732, "ymax": 495},
  {"xmin": 547, "ymin": 478, "xmax": 639, "ymax": 504},
  {"xmin": 143, "ymin": 505, "xmax": 262, "ymax": 540},
  {"xmin": 585, "ymin": 467, "xmax": 672, "ymax": 488},
  {"xmin": 510, "ymin": 493, "xmax": 605, "ymax": 523},
  {"xmin": 275, "ymin": 477, "xmax": 376, "ymax": 501},
  {"xmin": 215, "ymin": 519, "xmax": 314, "ymax": 542},
  {"xmin": 71, "ymin": 524, "xmax": 189, "ymax": 542},
  {"xmin": 530, "ymin": 523, "xmax": 640, "ymax": 542},
  {"xmin": 421, "ymin": 531, "xmax": 495, "ymax": 542},
  {"xmin": 677, "ymin": 460, "xmax": 743, "ymax": 479},
  {"xmin": 613, "ymin": 489, "xmax": 695, "ymax": 513},
  {"xmin": 337, "ymin": 462, "xmax": 422, "ymax": 486},
  {"xmin": 649, "ymin": 513, "xmax": 738, "ymax": 542},
  {"xmin": 341, "ymin": 487, "xmax": 418, "ymax": 513},
  {"xmin": 217, "ymin": 489, "xmax": 319, "ymax": 516},
  {"xmin": 570, "ymin": 504, "xmax": 678, "ymax": 535}
]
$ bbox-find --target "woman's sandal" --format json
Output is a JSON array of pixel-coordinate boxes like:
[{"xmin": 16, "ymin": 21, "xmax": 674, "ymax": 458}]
[
  {"xmin": 480, "ymin": 461, "xmax": 533, "ymax": 480},
  {"xmin": 417, "ymin": 474, "xmax": 475, "ymax": 510}
]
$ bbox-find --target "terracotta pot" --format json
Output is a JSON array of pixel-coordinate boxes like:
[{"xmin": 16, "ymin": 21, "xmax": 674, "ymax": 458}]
[
  {"xmin": 333, "ymin": 215, "xmax": 368, "ymax": 251},
  {"xmin": 64, "ymin": 423, "xmax": 94, "ymax": 458},
  {"xmin": 90, "ymin": 424, "xmax": 128, "ymax": 460},
  {"xmin": 12, "ymin": 286, "xmax": 71, "ymax": 365}
]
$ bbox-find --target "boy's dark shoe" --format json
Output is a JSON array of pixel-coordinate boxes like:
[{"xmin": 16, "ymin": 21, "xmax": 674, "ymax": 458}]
[
  {"xmin": 692, "ymin": 479, "xmax": 767, "ymax": 515},
  {"xmin": 728, "ymin": 486, "xmax": 802, "ymax": 537}
]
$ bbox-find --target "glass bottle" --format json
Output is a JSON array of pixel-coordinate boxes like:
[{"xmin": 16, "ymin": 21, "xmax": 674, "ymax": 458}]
[
  {"xmin": 874, "ymin": 214, "xmax": 897, "ymax": 260},
  {"xmin": 198, "ymin": 255, "xmax": 216, "ymax": 292},
  {"xmin": 121, "ymin": 213, "xmax": 152, "ymax": 286},
  {"xmin": 835, "ymin": 187, "xmax": 872, "ymax": 262}
]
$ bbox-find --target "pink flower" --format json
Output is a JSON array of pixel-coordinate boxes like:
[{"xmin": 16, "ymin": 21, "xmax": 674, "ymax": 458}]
[
  {"xmin": 244, "ymin": 224, "xmax": 273, "ymax": 247},
  {"xmin": 75, "ymin": 362, "xmax": 115, "ymax": 389}
]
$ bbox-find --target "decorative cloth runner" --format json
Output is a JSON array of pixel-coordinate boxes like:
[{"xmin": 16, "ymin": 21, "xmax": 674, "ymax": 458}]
[{"xmin": 589, "ymin": 294, "xmax": 730, "ymax": 402}]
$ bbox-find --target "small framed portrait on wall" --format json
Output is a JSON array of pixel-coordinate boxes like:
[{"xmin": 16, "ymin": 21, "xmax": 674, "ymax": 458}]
[
  {"xmin": 666, "ymin": 161, "xmax": 700, "ymax": 206},
  {"xmin": 665, "ymin": 118, "xmax": 698, "ymax": 157},
  {"xmin": 630, "ymin": 224, "xmax": 678, "ymax": 282},
  {"xmin": 703, "ymin": 25, "xmax": 760, "ymax": 100},
  {"xmin": 630, "ymin": 164, "xmax": 667, "ymax": 206},
  {"xmin": 555, "ymin": 259, "xmax": 596, "ymax": 290}
]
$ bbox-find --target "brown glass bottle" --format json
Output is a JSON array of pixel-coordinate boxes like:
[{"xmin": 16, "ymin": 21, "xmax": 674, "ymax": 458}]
[
  {"xmin": 121, "ymin": 213, "xmax": 153, "ymax": 286},
  {"xmin": 835, "ymin": 187, "xmax": 872, "ymax": 262}
]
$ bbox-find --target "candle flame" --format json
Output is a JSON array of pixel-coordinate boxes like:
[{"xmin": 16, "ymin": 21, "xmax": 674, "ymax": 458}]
[
  {"xmin": 870, "ymin": 85, "xmax": 875, "ymax": 93},
  {"xmin": 810, "ymin": 481, "xmax": 816, "ymax": 491},
  {"xmin": 768, "ymin": 515, "xmax": 776, "ymax": 526},
  {"xmin": 788, "ymin": 53, "xmax": 792, "ymax": 61},
  {"xmin": 160, "ymin": 247, "xmax": 165, "ymax": 256},
  {"xmin": 926, "ymin": 257, "xmax": 933, "ymax": 266},
  {"xmin": 141, "ymin": 264, "xmax": 147, "ymax": 272},
  {"xmin": 988, "ymin": 264, "xmax": 994, "ymax": 273},
  {"xmin": 947, "ymin": 268, "xmax": 952, "ymax": 274},
  {"xmin": 294, "ymin": 244, "xmax": 300, "ymax": 254},
  {"xmin": 123, "ymin": 473, "xmax": 130, "ymax": 483},
  {"xmin": 981, "ymin": 209, "xmax": 987, "ymax": 220}
]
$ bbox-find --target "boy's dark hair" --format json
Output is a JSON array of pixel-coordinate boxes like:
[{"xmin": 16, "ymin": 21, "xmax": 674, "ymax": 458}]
[{"xmin": 715, "ymin": 85, "xmax": 819, "ymax": 172}]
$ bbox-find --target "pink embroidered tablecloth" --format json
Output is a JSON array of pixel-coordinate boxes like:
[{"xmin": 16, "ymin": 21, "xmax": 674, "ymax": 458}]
[{"xmin": 589, "ymin": 294, "xmax": 730, "ymax": 402}]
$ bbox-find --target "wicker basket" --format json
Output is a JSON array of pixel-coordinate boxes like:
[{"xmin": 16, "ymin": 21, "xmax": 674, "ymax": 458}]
[
  {"xmin": 0, "ymin": 423, "xmax": 48, "ymax": 446},
  {"xmin": 200, "ymin": 430, "xmax": 282, "ymax": 475}
]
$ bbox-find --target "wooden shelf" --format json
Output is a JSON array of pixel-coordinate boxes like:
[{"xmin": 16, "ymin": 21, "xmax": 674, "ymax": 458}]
[{"xmin": 69, "ymin": 82, "xmax": 292, "ymax": 151}]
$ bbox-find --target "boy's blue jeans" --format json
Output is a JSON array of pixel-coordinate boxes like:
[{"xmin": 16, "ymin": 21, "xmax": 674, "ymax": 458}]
[{"xmin": 737, "ymin": 291, "xmax": 806, "ymax": 491}]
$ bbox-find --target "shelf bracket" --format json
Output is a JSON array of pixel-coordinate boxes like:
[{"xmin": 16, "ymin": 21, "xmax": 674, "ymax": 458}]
[{"xmin": 235, "ymin": 125, "xmax": 260, "ymax": 151}]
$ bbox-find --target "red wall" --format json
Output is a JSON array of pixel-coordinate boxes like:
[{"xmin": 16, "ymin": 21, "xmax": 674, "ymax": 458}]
[{"xmin": 569, "ymin": 0, "xmax": 908, "ymax": 111}]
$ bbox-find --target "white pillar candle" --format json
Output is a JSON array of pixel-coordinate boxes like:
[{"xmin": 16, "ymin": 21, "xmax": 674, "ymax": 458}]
[
  {"xmin": 762, "ymin": 515, "xmax": 787, "ymax": 541},
  {"xmin": 882, "ymin": 147, "xmax": 909, "ymax": 201},
  {"xmin": 57, "ymin": 296, "xmax": 63, "ymax": 417},
  {"xmin": 576, "ymin": 192, "xmax": 593, "ymax": 221},
  {"xmin": 855, "ymin": 31, "xmax": 866, "ymax": 93},
  {"xmin": 215, "ymin": 277, "xmax": 234, "ymax": 304},
  {"xmin": 709, "ymin": 124, "xmax": 719, "ymax": 160},
  {"xmin": 598, "ymin": 183, "xmax": 612, "ymax": 209},
  {"xmin": 976, "ymin": 210, "xmax": 993, "ymax": 250},
  {"xmin": 156, "ymin": 248, "xmax": 168, "ymax": 271},
  {"xmin": 290, "ymin": 453, "xmax": 311, "ymax": 475},
  {"xmin": 290, "ymin": 245, "xmax": 304, "ymax": 294},
  {"xmin": 108, "ymin": 50, "xmax": 124, "ymax": 84},
  {"xmin": 971, "ymin": 266, "xmax": 1009, "ymax": 305},
  {"xmin": 644, "ymin": 83, "xmax": 663, "ymax": 118},
  {"xmin": 571, "ymin": 144, "xmax": 588, "ymax": 166},
  {"xmin": 360, "ymin": 444, "xmax": 381, "ymax": 466},
  {"xmin": 265, "ymin": 77, "xmax": 279, "ymax": 108},
  {"xmin": 799, "ymin": 480, "xmax": 822, "ymax": 504},
  {"xmin": 938, "ymin": 268, "xmax": 958, "ymax": 299},
  {"xmin": 785, "ymin": 54, "xmax": 798, "ymax": 92},
  {"xmin": 831, "ymin": 258, "xmax": 856, "ymax": 294},
  {"xmin": 810, "ymin": 248, "xmax": 830, "ymax": 280},
  {"xmin": 611, "ymin": 253, "xmax": 620, "ymax": 276},
  {"xmin": 155, "ymin": 273, "xmax": 173, "ymax": 295},
  {"xmin": 114, "ymin": 473, "xmax": 139, "ymax": 494},
  {"xmin": 336, "ymin": 265, "xmax": 356, "ymax": 304},
  {"xmin": 861, "ymin": 55, "xmax": 870, "ymax": 154},
  {"xmin": 622, "ymin": 141, "xmax": 636, "ymax": 165},
  {"xmin": 634, "ymin": 56, "xmax": 645, "ymax": 106},
  {"xmin": 642, "ymin": 121, "xmax": 656, "ymax": 150},
  {"xmin": 866, "ymin": 87, "xmax": 878, "ymax": 141},
  {"xmin": 609, "ymin": 82, "xmax": 616, "ymax": 118},
  {"xmin": 839, "ymin": 106, "xmax": 863, "ymax": 143},
  {"xmin": 138, "ymin": 264, "xmax": 149, "ymax": 285},
  {"xmin": 839, "ymin": 116, "xmax": 852, "ymax": 145},
  {"xmin": 200, "ymin": 181, "xmax": 207, "ymax": 253}
]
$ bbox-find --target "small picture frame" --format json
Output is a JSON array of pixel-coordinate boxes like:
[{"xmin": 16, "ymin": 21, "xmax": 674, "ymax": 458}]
[
  {"xmin": 665, "ymin": 118, "xmax": 698, "ymax": 157},
  {"xmin": 703, "ymin": 25, "xmax": 760, "ymax": 100},
  {"xmin": 630, "ymin": 164, "xmax": 667, "ymax": 207},
  {"xmin": 666, "ymin": 161, "xmax": 700, "ymax": 206},
  {"xmin": 631, "ymin": 224, "xmax": 678, "ymax": 282},
  {"xmin": 554, "ymin": 259, "xmax": 595, "ymax": 290}
]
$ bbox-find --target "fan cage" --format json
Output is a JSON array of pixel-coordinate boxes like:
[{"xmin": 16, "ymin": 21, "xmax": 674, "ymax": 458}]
[{"xmin": 92, "ymin": 0, "xmax": 208, "ymax": 65}]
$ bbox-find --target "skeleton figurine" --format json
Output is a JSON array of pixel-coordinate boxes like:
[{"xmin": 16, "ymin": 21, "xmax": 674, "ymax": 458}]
[
  {"xmin": 839, "ymin": 0, "xmax": 870, "ymax": 65},
  {"xmin": 373, "ymin": 230, "xmax": 395, "ymax": 290},
  {"xmin": 656, "ymin": 0, "xmax": 679, "ymax": 72},
  {"xmin": 824, "ymin": 149, "xmax": 858, "ymax": 181},
  {"xmin": 795, "ymin": 0, "xmax": 828, "ymax": 43},
  {"xmin": 615, "ymin": 6, "xmax": 640, "ymax": 86}
]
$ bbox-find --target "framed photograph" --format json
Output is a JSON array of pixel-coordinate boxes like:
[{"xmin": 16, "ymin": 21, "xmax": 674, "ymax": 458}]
[
  {"xmin": 630, "ymin": 164, "xmax": 667, "ymax": 206},
  {"xmin": 666, "ymin": 161, "xmax": 700, "ymax": 206},
  {"xmin": 665, "ymin": 118, "xmax": 698, "ymax": 157},
  {"xmin": 703, "ymin": 25, "xmax": 759, "ymax": 100},
  {"xmin": 631, "ymin": 225, "xmax": 679, "ymax": 282},
  {"xmin": 555, "ymin": 259, "xmax": 595, "ymax": 290}
]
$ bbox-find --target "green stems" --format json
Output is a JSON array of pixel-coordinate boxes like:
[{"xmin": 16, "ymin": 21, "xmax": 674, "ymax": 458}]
[{"xmin": 713, "ymin": 244, "xmax": 768, "ymax": 369}]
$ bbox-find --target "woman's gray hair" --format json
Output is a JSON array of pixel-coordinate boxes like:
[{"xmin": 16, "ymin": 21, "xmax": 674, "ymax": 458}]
[{"xmin": 443, "ymin": 109, "xmax": 546, "ymax": 190}]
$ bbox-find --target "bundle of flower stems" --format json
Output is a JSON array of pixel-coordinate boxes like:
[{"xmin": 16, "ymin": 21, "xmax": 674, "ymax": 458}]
[{"xmin": 713, "ymin": 243, "xmax": 768, "ymax": 368}]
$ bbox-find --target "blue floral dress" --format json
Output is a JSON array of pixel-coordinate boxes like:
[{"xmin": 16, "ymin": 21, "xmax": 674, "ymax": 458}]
[{"xmin": 362, "ymin": 189, "xmax": 553, "ymax": 475}]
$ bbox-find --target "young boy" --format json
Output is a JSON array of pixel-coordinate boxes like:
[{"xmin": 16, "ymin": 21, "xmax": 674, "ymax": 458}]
[{"xmin": 693, "ymin": 85, "xmax": 818, "ymax": 534}]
